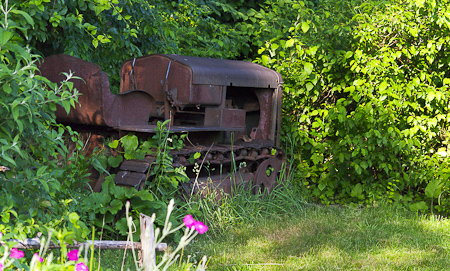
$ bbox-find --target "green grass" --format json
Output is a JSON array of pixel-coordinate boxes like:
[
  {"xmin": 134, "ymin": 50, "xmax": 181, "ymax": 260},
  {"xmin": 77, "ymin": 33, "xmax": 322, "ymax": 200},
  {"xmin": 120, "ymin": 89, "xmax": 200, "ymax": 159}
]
[
  {"xmin": 93, "ymin": 164, "xmax": 450, "ymax": 270},
  {"xmin": 98, "ymin": 191, "xmax": 450, "ymax": 270},
  {"xmin": 185, "ymin": 204, "xmax": 450, "ymax": 270}
]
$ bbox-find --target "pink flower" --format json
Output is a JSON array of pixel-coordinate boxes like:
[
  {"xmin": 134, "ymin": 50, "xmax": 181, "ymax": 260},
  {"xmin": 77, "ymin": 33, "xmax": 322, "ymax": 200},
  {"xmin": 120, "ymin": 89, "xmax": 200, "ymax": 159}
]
[
  {"xmin": 0, "ymin": 263, "xmax": 3, "ymax": 271},
  {"xmin": 183, "ymin": 214, "xmax": 196, "ymax": 229},
  {"xmin": 34, "ymin": 253, "xmax": 43, "ymax": 262},
  {"xmin": 193, "ymin": 221, "xmax": 208, "ymax": 234},
  {"xmin": 10, "ymin": 248, "xmax": 25, "ymax": 259},
  {"xmin": 75, "ymin": 262, "xmax": 89, "ymax": 271},
  {"xmin": 67, "ymin": 249, "xmax": 79, "ymax": 261}
]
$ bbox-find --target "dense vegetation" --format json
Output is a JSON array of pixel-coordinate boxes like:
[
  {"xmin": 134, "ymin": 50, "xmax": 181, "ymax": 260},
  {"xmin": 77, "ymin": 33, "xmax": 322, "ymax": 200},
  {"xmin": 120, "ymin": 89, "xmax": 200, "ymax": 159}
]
[{"xmin": 2, "ymin": 0, "xmax": 450, "ymax": 247}]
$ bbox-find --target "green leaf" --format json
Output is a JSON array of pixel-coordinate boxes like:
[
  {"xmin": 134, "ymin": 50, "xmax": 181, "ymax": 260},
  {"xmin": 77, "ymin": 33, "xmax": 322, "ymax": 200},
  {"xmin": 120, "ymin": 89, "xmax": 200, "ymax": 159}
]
[
  {"xmin": 271, "ymin": 43, "xmax": 279, "ymax": 51},
  {"xmin": 261, "ymin": 55, "xmax": 270, "ymax": 66},
  {"xmin": 339, "ymin": 152, "xmax": 345, "ymax": 163},
  {"xmin": 318, "ymin": 183, "xmax": 326, "ymax": 191},
  {"xmin": 39, "ymin": 179, "xmax": 49, "ymax": 193},
  {"xmin": 0, "ymin": 29, "xmax": 13, "ymax": 46},
  {"xmin": 1, "ymin": 212, "xmax": 10, "ymax": 223},
  {"xmin": 311, "ymin": 153, "xmax": 323, "ymax": 165},
  {"xmin": 3, "ymin": 84, "xmax": 11, "ymax": 94},
  {"xmin": 69, "ymin": 212, "xmax": 80, "ymax": 224},
  {"xmin": 304, "ymin": 63, "xmax": 313, "ymax": 74},
  {"xmin": 409, "ymin": 201, "xmax": 428, "ymax": 212},
  {"xmin": 285, "ymin": 39, "xmax": 295, "ymax": 48},
  {"xmin": 109, "ymin": 140, "xmax": 119, "ymax": 149},
  {"xmin": 108, "ymin": 155, "xmax": 123, "ymax": 168},
  {"xmin": 36, "ymin": 166, "xmax": 48, "ymax": 176},
  {"xmin": 122, "ymin": 135, "xmax": 139, "ymax": 152},
  {"xmin": 92, "ymin": 156, "xmax": 109, "ymax": 175},
  {"xmin": 360, "ymin": 161, "xmax": 368, "ymax": 170},
  {"xmin": 108, "ymin": 199, "xmax": 123, "ymax": 214},
  {"xmin": 425, "ymin": 179, "xmax": 443, "ymax": 198},
  {"xmin": 11, "ymin": 9, "xmax": 34, "ymax": 26},
  {"xmin": 351, "ymin": 183, "xmax": 363, "ymax": 197},
  {"xmin": 2, "ymin": 155, "xmax": 16, "ymax": 166},
  {"xmin": 61, "ymin": 100, "xmax": 71, "ymax": 114},
  {"xmin": 379, "ymin": 81, "xmax": 388, "ymax": 92},
  {"xmin": 301, "ymin": 21, "xmax": 310, "ymax": 33}
]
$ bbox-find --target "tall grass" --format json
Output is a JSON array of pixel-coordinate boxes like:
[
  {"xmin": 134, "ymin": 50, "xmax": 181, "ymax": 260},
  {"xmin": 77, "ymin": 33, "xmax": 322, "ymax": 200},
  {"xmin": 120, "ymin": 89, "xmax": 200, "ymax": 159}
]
[{"xmin": 184, "ymin": 158, "xmax": 306, "ymax": 233}]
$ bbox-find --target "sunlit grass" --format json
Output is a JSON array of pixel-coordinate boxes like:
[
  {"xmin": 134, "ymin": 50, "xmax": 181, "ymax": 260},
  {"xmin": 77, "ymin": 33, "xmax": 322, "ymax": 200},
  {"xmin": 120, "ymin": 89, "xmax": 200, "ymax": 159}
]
[
  {"xmin": 94, "ymin": 166, "xmax": 450, "ymax": 271},
  {"xmin": 186, "ymin": 204, "xmax": 450, "ymax": 270},
  {"xmin": 96, "ymin": 203, "xmax": 450, "ymax": 270}
]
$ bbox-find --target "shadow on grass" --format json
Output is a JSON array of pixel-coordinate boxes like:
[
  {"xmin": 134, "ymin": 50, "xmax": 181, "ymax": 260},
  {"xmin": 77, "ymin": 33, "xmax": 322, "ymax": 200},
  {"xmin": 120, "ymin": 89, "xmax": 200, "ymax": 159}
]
[{"xmin": 189, "ymin": 204, "xmax": 450, "ymax": 270}]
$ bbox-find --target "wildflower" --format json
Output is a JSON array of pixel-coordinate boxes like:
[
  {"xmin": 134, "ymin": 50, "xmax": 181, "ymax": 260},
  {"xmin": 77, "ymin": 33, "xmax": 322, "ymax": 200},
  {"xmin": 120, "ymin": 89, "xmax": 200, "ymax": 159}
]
[
  {"xmin": 193, "ymin": 221, "xmax": 208, "ymax": 234},
  {"xmin": 34, "ymin": 253, "xmax": 44, "ymax": 262},
  {"xmin": 10, "ymin": 248, "xmax": 25, "ymax": 259},
  {"xmin": 183, "ymin": 214, "xmax": 196, "ymax": 229},
  {"xmin": 75, "ymin": 262, "xmax": 89, "ymax": 271},
  {"xmin": 0, "ymin": 263, "xmax": 3, "ymax": 271},
  {"xmin": 67, "ymin": 249, "xmax": 79, "ymax": 261}
]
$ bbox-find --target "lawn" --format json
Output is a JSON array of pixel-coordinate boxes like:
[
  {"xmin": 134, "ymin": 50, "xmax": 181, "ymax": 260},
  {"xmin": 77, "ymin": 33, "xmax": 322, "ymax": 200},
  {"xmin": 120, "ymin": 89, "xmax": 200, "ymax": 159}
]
[
  {"xmin": 184, "ymin": 204, "xmax": 450, "ymax": 270},
  {"xmin": 100, "ymin": 202, "xmax": 450, "ymax": 270}
]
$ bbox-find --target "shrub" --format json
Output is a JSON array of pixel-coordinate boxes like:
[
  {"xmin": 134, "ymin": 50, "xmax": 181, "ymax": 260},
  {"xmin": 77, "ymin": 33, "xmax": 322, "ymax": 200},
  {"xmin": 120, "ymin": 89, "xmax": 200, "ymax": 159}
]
[
  {"xmin": 253, "ymin": 0, "xmax": 450, "ymax": 212},
  {"xmin": 0, "ymin": 0, "xmax": 88, "ymax": 237}
]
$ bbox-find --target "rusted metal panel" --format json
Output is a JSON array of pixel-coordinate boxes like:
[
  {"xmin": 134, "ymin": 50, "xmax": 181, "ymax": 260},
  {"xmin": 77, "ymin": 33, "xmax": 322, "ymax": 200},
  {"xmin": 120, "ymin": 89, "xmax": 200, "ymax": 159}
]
[
  {"xmin": 39, "ymin": 54, "xmax": 109, "ymax": 126},
  {"xmin": 102, "ymin": 89, "xmax": 156, "ymax": 127},
  {"xmin": 250, "ymin": 89, "xmax": 273, "ymax": 141},
  {"xmin": 119, "ymin": 160, "xmax": 151, "ymax": 173},
  {"xmin": 204, "ymin": 108, "xmax": 246, "ymax": 128},
  {"xmin": 39, "ymin": 54, "xmax": 157, "ymax": 128},
  {"xmin": 120, "ymin": 55, "xmax": 192, "ymax": 105},
  {"xmin": 120, "ymin": 54, "xmax": 283, "ymax": 107},
  {"xmin": 164, "ymin": 54, "xmax": 283, "ymax": 88},
  {"xmin": 114, "ymin": 171, "xmax": 146, "ymax": 187},
  {"xmin": 191, "ymin": 85, "xmax": 223, "ymax": 105},
  {"xmin": 118, "ymin": 125, "xmax": 245, "ymax": 133}
]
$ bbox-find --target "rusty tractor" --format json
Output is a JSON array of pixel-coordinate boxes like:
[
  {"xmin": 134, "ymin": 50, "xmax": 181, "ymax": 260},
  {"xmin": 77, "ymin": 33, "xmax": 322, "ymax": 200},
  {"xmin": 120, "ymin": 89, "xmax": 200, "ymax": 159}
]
[{"xmin": 39, "ymin": 54, "xmax": 285, "ymax": 196}]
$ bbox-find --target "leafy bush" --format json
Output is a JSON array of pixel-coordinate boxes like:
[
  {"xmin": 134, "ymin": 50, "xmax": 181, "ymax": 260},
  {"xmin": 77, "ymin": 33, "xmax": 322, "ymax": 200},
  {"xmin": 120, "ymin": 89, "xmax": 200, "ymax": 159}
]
[
  {"xmin": 253, "ymin": 0, "xmax": 450, "ymax": 212},
  {"xmin": 0, "ymin": 0, "xmax": 90, "ymax": 237}
]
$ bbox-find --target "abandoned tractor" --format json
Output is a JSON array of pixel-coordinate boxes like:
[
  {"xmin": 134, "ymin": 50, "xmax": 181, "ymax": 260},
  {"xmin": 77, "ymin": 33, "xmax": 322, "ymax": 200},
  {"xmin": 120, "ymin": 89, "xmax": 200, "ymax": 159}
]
[{"xmin": 39, "ymin": 54, "xmax": 285, "ymax": 196}]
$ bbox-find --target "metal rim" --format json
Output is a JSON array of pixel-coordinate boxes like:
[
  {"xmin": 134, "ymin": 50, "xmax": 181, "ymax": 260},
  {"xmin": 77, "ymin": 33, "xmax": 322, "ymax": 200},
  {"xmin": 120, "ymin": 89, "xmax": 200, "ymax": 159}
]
[{"xmin": 252, "ymin": 157, "xmax": 283, "ymax": 194}]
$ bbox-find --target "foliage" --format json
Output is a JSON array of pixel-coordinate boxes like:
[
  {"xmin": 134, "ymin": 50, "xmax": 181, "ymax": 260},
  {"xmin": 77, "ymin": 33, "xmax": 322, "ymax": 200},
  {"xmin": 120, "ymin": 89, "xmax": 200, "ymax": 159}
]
[
  {"xmin": 10, "ymin": 0, "xmax": 247, "ymax": 92},
  {"xmin": 1, "ymin": 213, "xmax": 91, "ymax": 271},
  {"xmin": 81, "ymin": 120, "xmax": 189, "ymax": 240},
  {"xmin": 104, "ymin": 120, "xmax": 189, "ymax": 194},
  {"xmin": 0, "ymin": 201, "xmax": 208, "ymax": 271},
  {"xmin": 252, "ymin": 0, "xmax": 450, "ymax": 213},
  {"xmin": 0, "ymin": 0, "xmax": 90, "ymax": 238}
]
